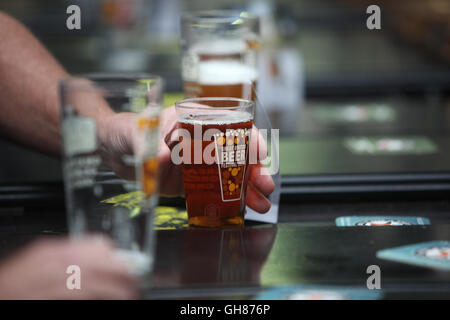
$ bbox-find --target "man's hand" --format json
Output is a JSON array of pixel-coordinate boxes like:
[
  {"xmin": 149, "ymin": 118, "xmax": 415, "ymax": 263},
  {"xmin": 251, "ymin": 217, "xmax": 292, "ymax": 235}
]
[{"xmin": 0, "ymin": 236, "xmax": 138, "ymax": 300}]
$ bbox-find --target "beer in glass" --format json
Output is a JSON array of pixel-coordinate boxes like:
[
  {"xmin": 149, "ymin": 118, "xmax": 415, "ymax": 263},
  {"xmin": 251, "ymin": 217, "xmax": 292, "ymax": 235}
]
[
  {"xmin": 175, "ymin": 98, "xmax": 255, "ymax": 228},
  {"xmin": 180, "ymin": 11, "xmax": 260, "ymax": 101}
]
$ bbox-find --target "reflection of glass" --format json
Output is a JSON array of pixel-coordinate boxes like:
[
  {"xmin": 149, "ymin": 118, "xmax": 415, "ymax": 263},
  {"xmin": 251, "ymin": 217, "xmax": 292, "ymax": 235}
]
[
  {"xmin": 175, "ymin": 98, "xmax": 255, "ymax": 228},
  {"xmin": 180, "ymin": 11, "xmax": 260, "ymax": 101},
  {"xmin": 60, "ymin": 74, "xmax": 162, "ymax": 279},
  {"xmin": 177, "ymin": 226, "xmax": 277, "ymax": 286},
  {"xmin": 218, "ymin": 230, "xmax": 250, "ymax": 282}
]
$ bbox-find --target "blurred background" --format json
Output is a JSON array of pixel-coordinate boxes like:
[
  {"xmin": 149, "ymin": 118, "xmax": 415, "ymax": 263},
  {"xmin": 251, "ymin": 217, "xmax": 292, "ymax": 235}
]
[{"xmin": 1, "ymin": 0, "xmax": 450, "ymax": 184}]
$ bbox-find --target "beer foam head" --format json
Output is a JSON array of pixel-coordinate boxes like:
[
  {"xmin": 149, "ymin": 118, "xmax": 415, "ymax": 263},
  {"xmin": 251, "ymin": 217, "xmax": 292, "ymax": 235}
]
[
  {"xmin": 198, "ymin": 60, "xmax": 258, "ymax": 85},
  {"xmin": 192, "ymin": 39, "xmax": 247, "ymax": 56},
  {"xmin": 178, "ymin": 110, "xmax": 253, "ymax": 125}
]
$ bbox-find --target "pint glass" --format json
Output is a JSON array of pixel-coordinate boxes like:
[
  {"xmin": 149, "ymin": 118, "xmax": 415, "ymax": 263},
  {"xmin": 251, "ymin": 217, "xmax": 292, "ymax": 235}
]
[
  {"xmin": 175, "ymin": 98, "xmax": 255, "ymax": 228},
  {"xmin": 180, "ymin": 11, "xmax": 260, "ymax": 100},
  {"xmin": 60, "ymin": 74, "xmax": 162, "ymax": 277}
]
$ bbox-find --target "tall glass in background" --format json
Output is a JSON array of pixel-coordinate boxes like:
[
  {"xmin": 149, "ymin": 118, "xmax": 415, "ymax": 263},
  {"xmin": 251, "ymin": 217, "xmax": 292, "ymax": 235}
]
[
  {"xmin": 59, "ymin": 74, "xmax": 162, "ymax": 279},
  {"xmin": 180, "ymin": 11, "xmax": 260, "ymax": 101}
]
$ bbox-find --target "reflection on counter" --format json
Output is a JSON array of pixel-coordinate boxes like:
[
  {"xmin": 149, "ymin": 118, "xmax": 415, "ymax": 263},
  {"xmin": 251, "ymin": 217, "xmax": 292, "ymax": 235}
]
[{"xmin": 152, "ymin": 225, "xmax": 277, "ymax": 288}]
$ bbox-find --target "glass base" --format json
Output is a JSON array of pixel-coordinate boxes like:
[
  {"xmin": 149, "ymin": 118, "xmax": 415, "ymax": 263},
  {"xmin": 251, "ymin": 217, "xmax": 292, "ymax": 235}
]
[{"xmin": 188, "ymin": 215, "xmax": 244, "ymax": 228}]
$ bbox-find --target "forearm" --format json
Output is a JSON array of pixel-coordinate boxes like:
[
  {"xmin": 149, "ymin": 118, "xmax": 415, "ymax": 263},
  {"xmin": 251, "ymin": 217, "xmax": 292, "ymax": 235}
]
[{"xmin": 0, "ymin": 12, "xmax": 68, "ymax": 156}]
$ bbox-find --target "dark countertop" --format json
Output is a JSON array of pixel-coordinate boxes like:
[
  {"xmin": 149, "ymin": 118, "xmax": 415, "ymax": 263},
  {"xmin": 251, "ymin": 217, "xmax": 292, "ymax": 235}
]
[
  {"xmin": 0, "ymin": 192, "xmax": 448, "ymax": 299},
  {"xmin": 149, "ymin": 222, "xmax": 450, "ymax": 299}
]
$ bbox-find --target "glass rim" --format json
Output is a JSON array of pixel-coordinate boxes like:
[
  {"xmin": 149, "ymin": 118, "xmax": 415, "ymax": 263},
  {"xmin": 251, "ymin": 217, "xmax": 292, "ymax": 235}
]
[
  {"xmin": 181, "ymin": 10, "xmax": 259, "ymax": 26},
  {"xmin": 175, "ymin": 97, "xmax": 255, "ymax": 111},
  {"xmin": 59, "ymin": 73, "xmax": 164, "ymax": 95}
]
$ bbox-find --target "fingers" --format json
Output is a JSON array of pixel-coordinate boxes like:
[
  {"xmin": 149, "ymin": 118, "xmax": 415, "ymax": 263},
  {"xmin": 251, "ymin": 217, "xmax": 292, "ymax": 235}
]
[
  {"xmin": 158, "ymin": 106, "xmax": 185, "ymax": 196},
  {"xmin": 66, "ymin": 234, "xmax": 115, "ymax": 252},
  {"xmin": 245, "ymin": 181, "xmax": 271, "ymax": 213},
  {"xmin": 0, "ymin": 235, "xmax": 139, "ymax": 300},
  {"xmin": 246, "ymin": 128, "xmax": 275, "ymax": 214},
  {"xmin": 243, "ymin": 164, "xmax": 275, "ymax": 214},
  {"xmin": 83, "ymin": 280, "xmax": 139, "ymax": 300},
  {"xmin": 249, "ymin": 164, "xmax": 275, "ymax": 196},
  {"xmin": 160, "ymin": 106, "xmax": 179, "ymax": 147},
  {"xmin": 82, "ymin": 263, "xmax": 139, "ymax": 300},
  {"xmin": 164, "ymin": 122, "xmax": 182, "ymax": 150},
  {"xmin": 110, "ymin": 162, "xmax": 136, "ymax": 181},
  {"xmin": 157, "ymin": 139, "xmax": 184, "ymax": 196},
  {"xmin": 249, "ymin": 126, "xmax": 268, "ymax": 163},
  {"xmin": 65, "ymin": 236, "xmax": 140, "ymax": 299}
]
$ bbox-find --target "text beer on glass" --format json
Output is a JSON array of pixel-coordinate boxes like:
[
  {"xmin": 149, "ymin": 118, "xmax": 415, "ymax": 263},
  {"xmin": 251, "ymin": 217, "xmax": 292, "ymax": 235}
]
[{"xmin": 176, "ymin": 98, "xmax": 254, "ymax": 228}]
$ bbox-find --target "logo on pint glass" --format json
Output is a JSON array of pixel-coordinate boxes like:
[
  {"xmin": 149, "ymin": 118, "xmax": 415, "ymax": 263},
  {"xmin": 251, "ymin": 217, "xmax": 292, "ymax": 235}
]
[{"xmin": 214, "ymin": 128, "xmax": 250, "ymax": 202}]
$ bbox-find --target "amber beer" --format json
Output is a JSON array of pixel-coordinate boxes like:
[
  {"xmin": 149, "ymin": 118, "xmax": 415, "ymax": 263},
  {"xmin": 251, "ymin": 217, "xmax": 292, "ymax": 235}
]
[
  {"xmin": 182, "ymin": 38, "xmax": 258, "ymax": 101},
  {"xmin": 184, "ymin": 59, "xmax": 257, "ymax": 101},
  {"xmin": 181, "ymin": 11, "xmax": 260, "ymax": 100},
  {"xmin": 177, "ymin": 103, "xmax": 254, "ymax": 228}
]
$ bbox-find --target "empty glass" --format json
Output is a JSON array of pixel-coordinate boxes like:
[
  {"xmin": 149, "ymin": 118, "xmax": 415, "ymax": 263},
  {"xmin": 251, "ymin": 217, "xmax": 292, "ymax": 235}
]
[{"xmin": 59, "ymin": 74, "xmax": 162, "ymax": 279}]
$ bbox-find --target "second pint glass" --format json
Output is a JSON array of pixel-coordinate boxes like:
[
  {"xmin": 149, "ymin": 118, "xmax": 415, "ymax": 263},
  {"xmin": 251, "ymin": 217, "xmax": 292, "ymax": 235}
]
[
  {"xmin": 175, "ymin": 98, "xmax": 255, "ymax": 228},
  {"xmin": 180, "ymin": 11, "xmax": 260, "ymax": 101},
  {"xmin": 60, "ymin": 74, "xmax": 162, "ymax": 278}
]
